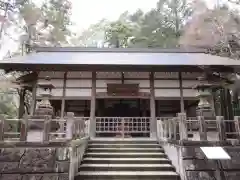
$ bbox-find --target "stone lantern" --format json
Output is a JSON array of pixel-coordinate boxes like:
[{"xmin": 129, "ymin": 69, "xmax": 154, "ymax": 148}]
[
  {"xmin": 193, "ymin": 74, "xmax": 215, "ymax": 118},
  {"xmin": 29, "ymin": 76, "xmax": 59, "ymax": 131},
  {"xmin": 35, "ymin": 76, "xmax": 55, "ymax": 117}
]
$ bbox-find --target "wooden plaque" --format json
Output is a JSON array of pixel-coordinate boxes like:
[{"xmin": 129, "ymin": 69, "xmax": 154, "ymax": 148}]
[{"xmin": 107, "ymin": 84, "xmax": 139, "ymax": 96}]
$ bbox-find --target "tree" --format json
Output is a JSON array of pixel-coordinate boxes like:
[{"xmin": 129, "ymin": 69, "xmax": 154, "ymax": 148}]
[
  {"xmin": 179, "ymin": 1, "xmax": 240, "ymax": 59},
  {"xmin": 70, "ymin": 19, "xmax": 110, "ymax": 47},
  {"xmin": 8, "ymin": 0, "xmax": 72, "ymax": 50},
  {"xmin": 103, "ymin": 0, "xmax": 193, "ymax": 48},
  {"xmin": 0, "ymin": 90, "xmax": 18, "ymax": 119},
  {"xmin": 39, "ymin": 0, "xmax": 72, "ymax": 46},
  {"xmin": 104, "ymin": 20, "xmax": 133, "ymax": 48},
  {"xmin": 179, "ymin": 1, "xmax": 240, "ymax": 119}
]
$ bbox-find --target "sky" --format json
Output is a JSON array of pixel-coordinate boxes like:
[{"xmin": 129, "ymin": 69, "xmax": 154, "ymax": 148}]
[
  {"xmin": 71, "ymin": 0, "xmax": 159, "ymax": 32},
  {"xmin": 0, "ymin": 0, "xmax": 227, "ymax": 59}
]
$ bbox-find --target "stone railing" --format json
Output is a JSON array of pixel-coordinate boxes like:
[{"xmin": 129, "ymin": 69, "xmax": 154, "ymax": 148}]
[
  {"xmin": 0, "ymin": 114, "xmax": 89, "ymax": 142},
  {"xmin": 156, "ymin": 114, "xmax": 240, "ymax": 180},
  {"xmin": 0, "ymin": 114, "xmax": 90, "ymax": 180},
  {"xmin": 157, "ymin": 113, "xmax": 240, "ymax": 145}
]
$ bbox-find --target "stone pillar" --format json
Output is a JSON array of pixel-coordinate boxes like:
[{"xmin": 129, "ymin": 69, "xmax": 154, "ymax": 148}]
[
  {"xmin": 18, "ymin": 88, "xmax": 25, "ymax": 119},
  {"xmin": 66, "ymin": 112, "xmax": 74, "ymax": 139},
  {"xmin": 60, "ymin": 72, "xmax": 67, "ymax": 118},
  {"xmin": 90, "ymin": 72, "xmax": 96, "ymax": 137},
  {"xmin": 179, "ymin": 72, "xmax": 185, "ymax": 113},
  {"xmin": 150, "ymin": 72, "xmax": 157, "ymax": 138},
  {"xmin": 178, "ymin": 113, "xmax": 187, "ymax": 140},
  {"xmin": 30, "ymin": 80, "xmax": 37, "ymax": 116}
]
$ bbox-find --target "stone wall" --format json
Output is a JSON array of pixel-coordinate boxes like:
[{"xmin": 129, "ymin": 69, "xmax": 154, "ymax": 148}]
[
  {"xmin": 162, "ymin": 142, "xmax": 240, "ymax": 180},
  {"xmin": 182, "ymin": 146, "xmax": 240, "ymax": 180},
  {"xmin": 0, "ymin": 147, "xmax": 70, "ymax": 180}
]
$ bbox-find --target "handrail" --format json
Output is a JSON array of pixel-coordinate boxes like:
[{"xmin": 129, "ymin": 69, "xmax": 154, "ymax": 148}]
[
  {"xmin": 0, "ymin": 114, "xmax": 89, "ymax": 143},
  {"xmin": 157, "ymin": 114, "xmax": 240, "ymax": 142},
  {"xmin": 2, "ymin": 114, "xmax": 240, "ymax": 143}
]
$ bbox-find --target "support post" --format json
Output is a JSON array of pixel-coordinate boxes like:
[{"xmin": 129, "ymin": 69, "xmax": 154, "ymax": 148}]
[
  {"xmin": 198, "ymin": 116, "xmax": 207, "ymax": 140},
  {"xmin": 61, "ymin": 72, "xmax": 67, "ymax": 118},
  {"xmin": 20, "ymin": 113, "xmax": 28, "ymax": 141},
  {"xmin": 30, "ymin": 80, "xmax": 37, "ymax": 116},
  {"xmin": 163, "ymin": 120, "xmax": 168, "ymax": 139},
  {"xmin": 168, "ymin": 119, "xmax": 172, "ymax": 139},
  {"xmin": 150, "ymin": 72, "xmax": 156, "ymax": 138},
  {"xmin": 43, "ymin": 115, "xmax": 51, "ymax": 142},
  {"xmin": 90, "ymin": 72, "xmax": 96, "ymax": 137},
  {"xmin": 0, "ymin": 115, "xmax": 5, "ymax": 141},
  {"xmin": 234, "ymin": 116, "xmax": 240, "ymax": 141},
  {"xmin": 69, "ymin": 147, "xmax": 76, "ymax": 180},
  {"xmin": 178, "ymin": 72, "xmax": 185, "ymax": 113},
  {"xmin": 216, "ymin": 116, "xmax": 226, "ymax": 141},
  {"xmin": 66, "ymin": 112, "xmax": 75, "ymax": 139},
  {"xmin": 178, "ymin": 113, "xmax": 187, "ymax": 141},
  {"xmin": 172, "ymin": 118, "xmax": 177, "ymax": 140},
  {"xmin": 18, "ymin": 89, "xmax": 25, "ymax": 119}
]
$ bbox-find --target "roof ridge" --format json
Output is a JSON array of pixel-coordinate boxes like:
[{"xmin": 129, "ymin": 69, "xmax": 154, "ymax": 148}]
[{"xmin": 34, "ymin": 47, "xmax": 206, "ymax": 53}]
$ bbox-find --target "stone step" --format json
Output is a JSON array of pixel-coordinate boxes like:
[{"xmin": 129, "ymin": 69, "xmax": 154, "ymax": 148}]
[
  {"xmin": 76, "ymin": 171, "xmax": 180, "ymax": 180},
  {"xmin": 87, "ymin": 147, "xmax": 164, "ymax": 153},
  {"xmin": 88, "ymin": 143, "xmax": 161, "ymax": 148},
  {"xmin": 89, "ymin": 139, "xmax": 157, "ymax": 144},
  {"xmin": 84, "ymin": 152, "xmax": 167, "ymax": 158},
  {"xmin": 82, "ymin": 157, "xmax": 171, "ymax": 164},
  {"xmin": 77, "ymin": 139, "xmax": 179, "ymax": 180},
  {"xmin": 79, "ymin": 163, "xmax": 175, "ymax": 171}
]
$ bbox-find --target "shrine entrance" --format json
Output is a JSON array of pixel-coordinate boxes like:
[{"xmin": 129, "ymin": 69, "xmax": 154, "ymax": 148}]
[
  {"xmin": 96, "ymin": 99, "xmax": 150, "ymax": 117},
  {"xmin": 95, "ymin": 99, "xmax": 150, "ymax": 137}
]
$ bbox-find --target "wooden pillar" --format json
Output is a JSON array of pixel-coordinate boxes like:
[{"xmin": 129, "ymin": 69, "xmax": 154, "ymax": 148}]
[
  {"xmin": 61, "ymin": 72, "xmax": 67, "ymax": 118},
  {"xmin": 90, "ymin": 72, "xmax": 96, "ymax": 137},
  {"xmin": 30, "ymin": 80, "xmax": 37, "ymax": 116},
  {"xmin": 150, "ymin": 72, "xmax": 157, "ymax": 138},
  {"xmin": 178, "ymin": 72, "xmax": 185, "ymax": 113}
]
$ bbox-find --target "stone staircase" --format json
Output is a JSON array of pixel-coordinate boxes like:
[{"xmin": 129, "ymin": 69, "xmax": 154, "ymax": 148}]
[{"xmin": 75, "ymin": 139, "xmax": 180, "ymax": 180}]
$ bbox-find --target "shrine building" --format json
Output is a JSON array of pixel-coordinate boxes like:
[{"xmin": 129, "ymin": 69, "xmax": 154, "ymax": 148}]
[{"xmin": 1, "ymin": 47, "xmax": 240, "ymax": 138}]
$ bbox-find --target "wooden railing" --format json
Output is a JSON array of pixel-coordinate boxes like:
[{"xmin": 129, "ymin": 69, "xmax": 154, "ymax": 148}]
[
  {"xmin": 95, "ymin": 117, "xmax": 150, "ymax": 137},
  {"xmin": 157, "ymin": 114, "xmax": 240, "ymax": 143}
]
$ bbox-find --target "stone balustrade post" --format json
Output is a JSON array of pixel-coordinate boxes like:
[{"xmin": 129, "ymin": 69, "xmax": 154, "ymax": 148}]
[
  {"xmin": 69, "ymin": 147, "xmax": 76, "ymax": 180},
  {"xmin": 20, "ymin": 113, "xmax": 29, "ymax": 141},
  {"xmin": 43, "ymin": 115, "xmax": 51, "ymax": 142},
  {"xmin": 234, "ymin": 116, "xmax": 240, "ymax": 141},
  {"xmin": 198, "ymin": 116, "xmax": 207, "ymax": 140},
  {"xmin": 0, "ymin": 115, "xmax": 4, "ymax": 141},
  {"xmin": 168, "ymin": 119, "xmax": 172, "ymax": 139},
  {"xmin": 172, "ymin": 118, "xmax": 177, "ymax": 140},
  {"xmin": 163, "ymin": 120, "xmax": 168, "ymax": 139},
  {"xmin": 216, "ymin": 116, "xmax": 226, "ymax": 141},
  {"xmin": 157, "ymin": 119, "xmax": 163, "ymax": 140},
  {"xmin": 66, "ymin": 112, "xmax": 75, "ymax": 140},
  {"xmin": 160, "ymin": 120, "xmax": 164, "ymax": 139},
  {"xmin": 178, "ymin": 113, "xmax": 187, "ymax": 141}
]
